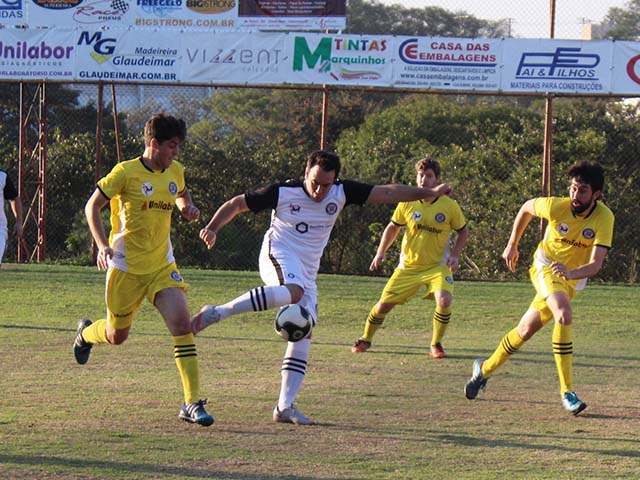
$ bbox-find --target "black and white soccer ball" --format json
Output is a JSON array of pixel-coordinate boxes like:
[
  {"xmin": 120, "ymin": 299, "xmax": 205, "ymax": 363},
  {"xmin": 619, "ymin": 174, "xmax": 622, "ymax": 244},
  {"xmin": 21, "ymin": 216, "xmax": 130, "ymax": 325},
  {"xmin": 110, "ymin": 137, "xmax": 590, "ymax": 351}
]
[{"xmin": 274, "ymin": 304, "xmax": 313, "ymax": 342}]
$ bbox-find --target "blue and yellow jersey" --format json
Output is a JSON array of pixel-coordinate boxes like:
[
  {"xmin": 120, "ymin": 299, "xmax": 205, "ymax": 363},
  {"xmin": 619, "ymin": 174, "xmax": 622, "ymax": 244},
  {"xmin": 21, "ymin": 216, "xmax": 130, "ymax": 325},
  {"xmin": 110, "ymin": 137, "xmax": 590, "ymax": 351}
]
[
  {"xmin": 391, "ymin": 196, "xmax": 466, "ymax": 270},
  {"xmin": 97, "ymin": 157, "xmax": 185, "ymax": 274},
  {"xmin": 533, "ymin": 197, "xmax": 614, "ymax": 272}
]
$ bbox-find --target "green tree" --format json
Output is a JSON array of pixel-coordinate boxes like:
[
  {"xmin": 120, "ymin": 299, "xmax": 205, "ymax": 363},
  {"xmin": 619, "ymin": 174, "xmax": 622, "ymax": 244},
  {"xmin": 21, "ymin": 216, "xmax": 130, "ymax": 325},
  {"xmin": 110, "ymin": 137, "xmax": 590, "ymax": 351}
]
[
  {"xmin": 346, "ymin": 0, "xmax": 508, "ymax": 37},
  {"xmin": 605, "ymin": 0, "xmax": 640, "ymax": 40}
]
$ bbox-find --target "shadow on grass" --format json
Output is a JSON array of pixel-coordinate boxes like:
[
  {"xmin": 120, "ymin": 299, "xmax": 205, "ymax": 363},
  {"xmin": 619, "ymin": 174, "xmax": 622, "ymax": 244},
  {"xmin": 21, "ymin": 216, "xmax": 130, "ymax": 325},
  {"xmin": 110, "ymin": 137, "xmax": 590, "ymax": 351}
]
[{"xmin": 0, "ymin": 454, "xmax": 355, "ymax": 480}]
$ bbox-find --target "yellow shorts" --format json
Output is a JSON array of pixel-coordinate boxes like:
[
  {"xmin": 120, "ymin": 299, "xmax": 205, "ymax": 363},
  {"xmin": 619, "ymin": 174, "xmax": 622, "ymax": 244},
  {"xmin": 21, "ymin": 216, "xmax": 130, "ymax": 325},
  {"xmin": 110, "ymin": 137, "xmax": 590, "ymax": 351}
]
[
  {"xmin": 379, "ymin": 265, "xmax": 454, "ymax": 305},
  {"xmin": 105, "ymin": 262, "xmax": 189, "ymax": 330},
  {"xmin": 528, "ymin": 263, "xmax": 576, "ymax": 325}
]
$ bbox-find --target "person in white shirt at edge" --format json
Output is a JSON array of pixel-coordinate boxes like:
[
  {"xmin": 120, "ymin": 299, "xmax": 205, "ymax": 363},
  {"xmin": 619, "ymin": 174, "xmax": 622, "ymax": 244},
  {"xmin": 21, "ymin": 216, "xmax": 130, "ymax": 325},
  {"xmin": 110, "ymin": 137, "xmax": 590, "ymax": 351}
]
[
  {"xmin": 192, "ymin": 150, "xmax": 452, "ymax": 425},
  {"xmin": 0, "ymin": 169, "xmax": 24, "ymax": 267}
]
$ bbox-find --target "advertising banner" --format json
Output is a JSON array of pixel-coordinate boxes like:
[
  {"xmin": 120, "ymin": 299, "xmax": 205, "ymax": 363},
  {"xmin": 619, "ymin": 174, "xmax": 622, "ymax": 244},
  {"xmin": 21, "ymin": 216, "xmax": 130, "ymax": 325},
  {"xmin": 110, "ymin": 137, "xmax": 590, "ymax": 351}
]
[
  {"xmin": 500, "ymin": 39, "xmax": 613, "ymax": 94},
  {"xmin": 181, "ymin": 31, "xmax": 288, "ymax": 84},
  {"xmin": 287, "ymin": 33, "xmax": 392, "ymax": 86},
  {"xmin": 0, "ymin": 27, "xmax": 75, "ymax": 80},
  {"xmin": 74, "ymin": 29, "xmax": 181, "ymax": 83},
  {"xmin": 611, "ymin": 41, "xmax": 640, "ymax": 95},
  {"xmin": 237, "ymin": 0, "xmax": 345, "ymax": 31},
  {"xmin": 27, "ymin": 0, "xmax": 134, "ymax": 30},
  {"xmin": 392, "ymin": 36, "xmax": 501, "ymax": 91},
  {"xmin": 0, "ymin": 0, "xmax": 26, "ymax": 26},
  {"xmin": 21, "ymin": 0, "xmax": 344, "ymax": 31}
]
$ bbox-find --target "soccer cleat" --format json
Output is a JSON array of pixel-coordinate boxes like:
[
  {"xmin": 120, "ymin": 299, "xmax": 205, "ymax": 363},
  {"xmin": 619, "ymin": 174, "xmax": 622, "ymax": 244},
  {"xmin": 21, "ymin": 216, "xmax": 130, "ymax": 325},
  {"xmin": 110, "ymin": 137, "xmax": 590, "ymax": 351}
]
[
  {"xmin": 562, "ymin": 391, "xmax": 587, "ymax": 416},
  {"xmin": 464, "ymin": 358, "xmax": 488, "ymax": 400},
  {"xmin": 191, "ymin": 304, "xmax": 221, "ymax": 335},
  {"xmin": 73, "ymin": 318, "xmax": 93, "ymax": 365},
  {"xmin": 179, "ymin": 399, "xmax": 215, "ymax": 426},
  {"xmin": 273, "ymin": 404, "xmax": 315, "ymax": 425},
  {"xmin": 430, "ymin": 343, "xmax": 448, "ymax": 359},
  {"xmin": 351, "ymin": 338, "xmax": 371, "ymax": 353}
]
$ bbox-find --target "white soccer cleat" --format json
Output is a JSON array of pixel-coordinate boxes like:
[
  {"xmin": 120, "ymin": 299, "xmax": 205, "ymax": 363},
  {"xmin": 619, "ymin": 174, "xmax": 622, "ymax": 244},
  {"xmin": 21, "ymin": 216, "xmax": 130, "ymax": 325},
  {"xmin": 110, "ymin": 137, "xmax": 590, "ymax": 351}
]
[
  {"xmin": 191, "ymin": 304, "xmax": 222, "ymax": 335},
  {"xmin": 273, "ymin": 404, "xmax": 315, "ymax": 425}
]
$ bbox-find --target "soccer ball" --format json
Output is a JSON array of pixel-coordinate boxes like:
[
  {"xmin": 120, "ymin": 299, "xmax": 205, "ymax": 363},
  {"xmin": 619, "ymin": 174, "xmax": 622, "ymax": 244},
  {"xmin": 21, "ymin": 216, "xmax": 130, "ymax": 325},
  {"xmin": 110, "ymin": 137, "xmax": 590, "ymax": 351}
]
[{"xmin": 274, "ymin": 304, "xmax": 313, "ymax": 342}]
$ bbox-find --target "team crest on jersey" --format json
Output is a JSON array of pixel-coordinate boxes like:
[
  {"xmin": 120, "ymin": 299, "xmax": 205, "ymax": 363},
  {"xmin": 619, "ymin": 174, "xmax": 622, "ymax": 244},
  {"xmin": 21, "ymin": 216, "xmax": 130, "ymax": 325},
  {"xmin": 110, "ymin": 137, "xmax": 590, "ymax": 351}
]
[
  {"xmin": 445, "ymin": 276, "xmax": 454, "ymax": 284},
  {"xmin": 435, "ymin": 213, "xmax": 446, "ymax": 223},
  {"xmin": 289, "ymin": 204, "xmax": 301, "ymax": 214},
  {"xmin": 582, "ymin": 228, "xmax": 595, "ymax": 239},
  {"xmin": 326, "ymin": 202, "xmax": 338, "ymax": 215},
  {"xmin": 141, "ymin": 182, "xmax": 154, "ymax": 196},
  {"xmin": 170, "ymin": 271, "xmax": 182, "ymax": 282},
  {"xmin": 168, "ymin": 182, "xmax": 178, "ymax": 195},
  {"xmin": 557, "ymin": 223, "xmax": 569, "ymax": 235},
  {"xmin": 412, "ymin": 211, "xmax": 422, "ymax": 222}
]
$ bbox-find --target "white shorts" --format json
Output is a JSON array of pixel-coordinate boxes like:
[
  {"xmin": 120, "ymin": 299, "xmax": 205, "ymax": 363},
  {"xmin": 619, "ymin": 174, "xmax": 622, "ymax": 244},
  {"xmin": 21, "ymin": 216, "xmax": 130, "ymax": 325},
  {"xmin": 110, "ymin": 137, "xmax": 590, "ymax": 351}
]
[{"xmin": 259, "ymin": 239, "xmax": 319, "ymax": 322}]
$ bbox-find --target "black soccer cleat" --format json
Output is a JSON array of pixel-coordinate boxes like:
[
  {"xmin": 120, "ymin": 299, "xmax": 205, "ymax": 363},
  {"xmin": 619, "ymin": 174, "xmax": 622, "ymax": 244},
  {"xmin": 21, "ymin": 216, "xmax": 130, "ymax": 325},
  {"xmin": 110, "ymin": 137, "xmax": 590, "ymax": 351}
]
[{"xmin": 73, "ymin": 318, "xmax": 93, "ymax": 365}]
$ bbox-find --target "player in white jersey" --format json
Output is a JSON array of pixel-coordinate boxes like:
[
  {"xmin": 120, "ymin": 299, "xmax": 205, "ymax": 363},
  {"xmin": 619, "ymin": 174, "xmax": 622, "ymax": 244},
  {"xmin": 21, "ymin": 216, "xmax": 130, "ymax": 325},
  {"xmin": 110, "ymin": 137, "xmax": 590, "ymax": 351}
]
[
  {"xmin": 0, "ymin": 169, "xmax": 23, "ymax": 266},
  {"xmin": 192, "ymin": 150, "xmax": 452, "ymax": 425}
]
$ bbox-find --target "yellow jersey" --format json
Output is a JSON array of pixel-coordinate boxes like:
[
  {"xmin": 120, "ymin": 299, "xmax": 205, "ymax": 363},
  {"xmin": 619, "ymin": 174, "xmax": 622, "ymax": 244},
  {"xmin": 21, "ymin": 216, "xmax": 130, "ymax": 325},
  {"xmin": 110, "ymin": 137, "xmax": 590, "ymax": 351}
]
[
  {"xmin": 97, "ymin": 157, "xmax": 185, "ymax": 274},
  {"xmin": 533, "ymin": 197, "xmax": 614, "ymax": 273},
  {"xmin": 391, "ymin": 196, "xmax": 466, "ymax": 270}
]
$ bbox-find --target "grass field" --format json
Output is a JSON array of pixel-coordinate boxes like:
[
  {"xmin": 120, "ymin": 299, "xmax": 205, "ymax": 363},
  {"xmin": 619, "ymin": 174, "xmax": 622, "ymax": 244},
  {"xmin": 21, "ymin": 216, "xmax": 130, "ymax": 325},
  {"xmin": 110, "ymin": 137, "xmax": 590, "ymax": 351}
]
[{"xmin": 1, "ymin": 264, "xmax": 638, "ymax": 479}]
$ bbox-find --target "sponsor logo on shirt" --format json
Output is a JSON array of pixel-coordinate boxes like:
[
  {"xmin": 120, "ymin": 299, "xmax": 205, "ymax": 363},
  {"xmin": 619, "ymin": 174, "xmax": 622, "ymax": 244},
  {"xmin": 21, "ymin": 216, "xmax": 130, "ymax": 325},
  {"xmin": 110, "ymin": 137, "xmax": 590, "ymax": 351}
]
[
  {"xmin": 148, "ymin": 200, "xmax": 173, "ymax": 211},
  {"xmin": 141, "ymin": 182, "xmax": 154, "ymax": 196},
  {"xmin": 557, "ymin": 223, "xmax": 569, "ymax": 235},
  {"xmin": 289, "ymin": 204, "xmax": 301, "ymax": 214}
]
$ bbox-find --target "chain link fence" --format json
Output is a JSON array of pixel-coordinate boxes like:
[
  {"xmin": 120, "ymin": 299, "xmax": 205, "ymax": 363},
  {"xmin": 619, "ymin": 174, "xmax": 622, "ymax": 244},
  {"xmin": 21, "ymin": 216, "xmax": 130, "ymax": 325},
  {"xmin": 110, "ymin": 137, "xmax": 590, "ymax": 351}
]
[{"xmin": 2, "ymin": 1, "xmax": 639, "ymax": 283}]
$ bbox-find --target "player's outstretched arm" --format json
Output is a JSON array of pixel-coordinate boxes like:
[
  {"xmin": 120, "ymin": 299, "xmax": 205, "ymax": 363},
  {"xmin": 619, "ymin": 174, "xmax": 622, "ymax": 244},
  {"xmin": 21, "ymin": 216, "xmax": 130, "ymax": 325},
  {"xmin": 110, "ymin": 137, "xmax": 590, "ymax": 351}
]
[
  {"xmin": 366, "ymin": 183, "xmax": 452, "ymax": 204},
  {"xmin": 199, "ymin": 194, "xmax": 250, "ymax": 250},
  {"xmin": 502, "ymin": 199, "xmax": 536, "ymax": 272}
]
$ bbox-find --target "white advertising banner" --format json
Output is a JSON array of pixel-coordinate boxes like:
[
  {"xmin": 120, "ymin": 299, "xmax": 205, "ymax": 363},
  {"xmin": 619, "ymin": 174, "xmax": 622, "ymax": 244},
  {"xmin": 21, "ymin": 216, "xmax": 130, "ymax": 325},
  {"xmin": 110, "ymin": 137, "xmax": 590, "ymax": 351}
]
[
  {"xmin": 500, "ymin": 39, "xmax": 613, "ymax": 94},
  {"xmin": 611, "ymin": 41, "xmax": 640, "ymax": 95},
  {"xmin": 27, "ymin": 0, "xmax": 134, "ymax": 30},
  {"xmin": 391, "ymin": 36, "xmax": 501, "ymax": 91},
  {"xmin": 22, "ymin": 0, "xmax": 344, "ymax": 31},
  {"xmin": 181, "ymin": 31, "xmax": 288, "ymax": 84},
  {"xmin": 0, "ymin": 0, "xmax": 26, "ymax": 26},
  {"xmin": 74, "ymin": 29, "xmax": 182, "ymax": 83},
  {"xmin": 0, "ymin": 27, "xmax": 75, "ymax": 80},
  {"xmin": 3, "ymin": 27, "xmax": 640, "ymax": 96},
  {"xmin": 286, "ymin": 33, "xmax": 393, "ymax": 86}
]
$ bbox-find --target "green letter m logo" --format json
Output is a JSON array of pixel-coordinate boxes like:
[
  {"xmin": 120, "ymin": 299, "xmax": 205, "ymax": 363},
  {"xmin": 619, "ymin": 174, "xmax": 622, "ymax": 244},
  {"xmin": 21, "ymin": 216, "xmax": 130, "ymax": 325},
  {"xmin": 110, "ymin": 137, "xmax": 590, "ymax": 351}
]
[{"xmin": 293, "ymin": 36, "xmax": 332, "ymax": 71}]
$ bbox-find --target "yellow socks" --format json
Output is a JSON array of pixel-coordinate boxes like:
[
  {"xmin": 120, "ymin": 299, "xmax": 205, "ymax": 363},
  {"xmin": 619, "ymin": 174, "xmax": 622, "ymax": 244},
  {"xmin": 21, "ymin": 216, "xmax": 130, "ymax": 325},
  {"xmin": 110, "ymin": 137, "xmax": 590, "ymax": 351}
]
[
  {"xmin": 173, "ymin": 334, "xmax": 200, "ymax": 404},
  {"xmin": 80, "ymin": 319, "xmax": 110, "ymax": 344},
  {"xmin": 482, "ymin": 327, "xmax": 525, "ymax": 377},
  {"xmin": 361, "ymin": 306, "xmax": 386, "ymax": 342},
  {"xmin": 431, "ymin": 305, "xmax": 451, "ymax": 346},
  {"xmin": 552, "ymin": 323, "xmax": 573, "ymax": 395}
]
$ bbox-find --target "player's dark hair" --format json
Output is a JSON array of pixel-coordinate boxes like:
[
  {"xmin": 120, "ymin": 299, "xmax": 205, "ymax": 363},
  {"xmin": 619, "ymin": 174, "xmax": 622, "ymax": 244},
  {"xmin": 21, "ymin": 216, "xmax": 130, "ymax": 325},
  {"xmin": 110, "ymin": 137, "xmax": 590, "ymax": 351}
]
[
  {"xmin": 568, "ymin": 161, "xmax": 604, "ymax": 193},
  {"xmin": 415, "ymin": 155, "xmax": 441, "ymax": 178},
  {"xmin": 307, "ymin": 150, "xmax": 341, "ymax": 178},
  {"xmin": 144, "ymin": 113, "xmax": 187, "ymax": 146}
]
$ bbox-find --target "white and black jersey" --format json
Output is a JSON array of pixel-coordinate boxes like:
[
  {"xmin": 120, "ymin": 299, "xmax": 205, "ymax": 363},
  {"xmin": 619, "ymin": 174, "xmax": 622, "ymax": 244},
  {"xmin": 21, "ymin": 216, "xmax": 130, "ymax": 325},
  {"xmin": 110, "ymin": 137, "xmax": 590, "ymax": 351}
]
[
  {"xmin": 246, "ymin": 178, "xmax": 373, "ymax": 279},
  {"xmin": 0, "ymin": 170, "xmax": 18, "ymax": 232}
]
